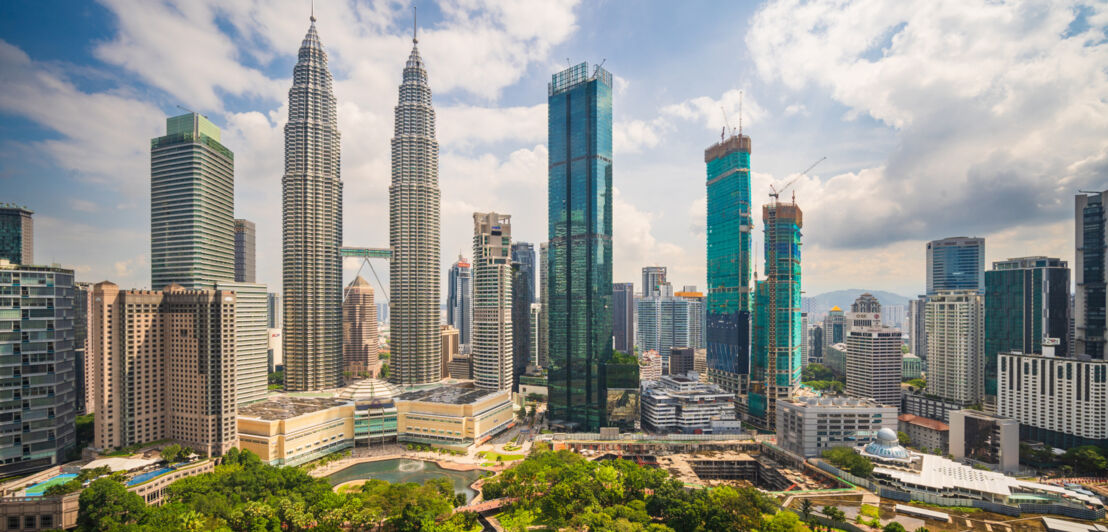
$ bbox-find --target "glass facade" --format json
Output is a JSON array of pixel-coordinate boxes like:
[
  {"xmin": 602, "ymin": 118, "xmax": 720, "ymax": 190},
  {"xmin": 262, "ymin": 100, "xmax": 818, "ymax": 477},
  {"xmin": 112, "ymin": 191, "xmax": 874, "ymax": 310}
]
[
  {"xmin": 704, "ymin": 135, "xmax": 753, "ymax": 396},
  {"xmin": 1077, "ymin": 193, "xmax": 1107, "ymax": 358},
  {"xmin": 0, "ymin": 207, "xmax": 33, "ymax": 265},
  {"xmin": 546, "ymin": 62, "xmax": 613, "ymax": 431},
  {"xmin": 926, "ymin": 237, "xmax": 985, "ymax": 295}
]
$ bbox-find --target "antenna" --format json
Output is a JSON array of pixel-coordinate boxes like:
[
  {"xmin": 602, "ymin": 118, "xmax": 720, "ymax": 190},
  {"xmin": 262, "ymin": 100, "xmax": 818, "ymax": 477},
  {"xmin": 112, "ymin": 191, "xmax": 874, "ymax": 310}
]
[
  {"xmin": 412, "ymin": 6, "xmax": 417, "ymax": 43},
  {"xmin": 310, "ymin": 0, "xmax": 316, "ymax": 22},
  {"xmin": 175, "ymin": 104, "xmax": 193, "ymax": 114},
  {"xmin": 738, "ymin": 90, "xmax": 743, "ymax": 137}
]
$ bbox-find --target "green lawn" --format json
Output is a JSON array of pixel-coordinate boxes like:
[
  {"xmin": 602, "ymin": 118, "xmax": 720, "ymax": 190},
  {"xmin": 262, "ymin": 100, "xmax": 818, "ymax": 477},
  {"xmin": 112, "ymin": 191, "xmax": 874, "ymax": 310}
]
[{"xmin": 480, "ymin": 451, "xmax": 525, "ymax": 462}]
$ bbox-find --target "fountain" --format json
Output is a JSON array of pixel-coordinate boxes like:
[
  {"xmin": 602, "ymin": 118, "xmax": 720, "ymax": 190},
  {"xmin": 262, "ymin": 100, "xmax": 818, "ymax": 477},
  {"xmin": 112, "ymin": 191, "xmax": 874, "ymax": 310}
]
[{"xmin": 326, "ymin": 459, "xmax": 483, "ymax": 501}]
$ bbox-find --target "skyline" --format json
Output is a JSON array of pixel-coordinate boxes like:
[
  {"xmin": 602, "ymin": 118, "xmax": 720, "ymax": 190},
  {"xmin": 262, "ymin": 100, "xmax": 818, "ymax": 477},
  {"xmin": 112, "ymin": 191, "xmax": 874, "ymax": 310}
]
[{"xmin": 1, "ymin": 1, "xmax": 1106, "ymax": 298}]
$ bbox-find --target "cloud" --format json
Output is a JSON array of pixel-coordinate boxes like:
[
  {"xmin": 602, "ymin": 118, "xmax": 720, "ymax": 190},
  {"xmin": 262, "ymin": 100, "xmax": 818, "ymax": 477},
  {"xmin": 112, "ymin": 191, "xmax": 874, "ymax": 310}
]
[
  {"xmin": 613, "ymin": 118, "xmax": 666, "ymax": 154},
  {"xmin": 612, "ymin": 187, "xmax": 698, "ymax": 288},
  {"xmin": 661, "ymin": 89, "xmax": 768, "ymax": 132},
  {"xmin": 437, "ymin": 104, "xmax": 545, "ymax": 147}
]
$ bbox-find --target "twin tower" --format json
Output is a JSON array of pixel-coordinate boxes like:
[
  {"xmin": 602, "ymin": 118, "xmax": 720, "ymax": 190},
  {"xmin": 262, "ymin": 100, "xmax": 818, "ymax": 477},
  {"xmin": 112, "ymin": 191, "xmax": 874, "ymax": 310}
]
[{"xmin": 282, "ymin": 15, "xmax": 440, "ymax": 390}]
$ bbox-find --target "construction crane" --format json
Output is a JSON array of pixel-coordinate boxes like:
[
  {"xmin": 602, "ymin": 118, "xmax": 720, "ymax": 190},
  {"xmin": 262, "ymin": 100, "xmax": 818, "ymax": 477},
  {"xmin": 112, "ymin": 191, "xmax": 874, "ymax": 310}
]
[{"xmin": 769, "ymin": 156, "xmax": 826, "ymax": 201}]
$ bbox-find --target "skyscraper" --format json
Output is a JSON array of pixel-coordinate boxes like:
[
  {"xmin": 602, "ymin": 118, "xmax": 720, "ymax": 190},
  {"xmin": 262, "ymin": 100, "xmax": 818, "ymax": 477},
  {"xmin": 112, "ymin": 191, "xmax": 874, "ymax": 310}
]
[
  {"xmin": 234, "ymin": 218, "xmax": 256, "ymax": 283},
  {"xmin": 447, "ymin": 256, "xmax": 473, "ymax": 353},
  {"xmin": 705, "ymin": 133, "xmax": 753, "ymax": 397},
  {"xmin": 512, "ymin": 242, "xmax": 536, "ymax": 303},
  {"xmin": 75, "ymin": 281, "xmax": 93, "ymax": 415},
  {"xmin": 641, "ymin": 266, "xmax": 667, "ymax": 297},
  {"xmin": 282, "ymin": 15, "xmax": 343, "ymax": 391},
  {"xmin": 1076, "ymin": 191, "xmax": 1108, "ymax": 359},
  {"xmin": 151, "ymin": 113, "xmax": 235, "ymax": 290},
  {"xmin": 846, "ymin": 326, "xmax": 903, "ymax": 407},
  {"xmin": 847, "ymin": 293, "xmax": 882, "ymax": 332},
  {"xmin": 612, "ymin": 282, "xmax": 635, "ymax": 353},
  {"xmin": 926, "ymin": 290, "xmax": 984, "ymax": 406},
  {"xmin": 984, "ymin": 257, "xmax": 1070, "ymax": 401},
  {"xmin": 389, "ymin": 24, "xmax": 441, "ymax": 386},
  {"xmin": 217, "ymin": 281, "xmax": 269, "ymax": 407},
  {"xmin": 749, "ymin": 200, "xmax": 803, "ymax": 428},
  {"xmin": 512, "ymin": 261, "xmax": 530, "ymax": 390},
  {"xmin": 473, "ymin": 212, "xmax": 513, "ymax": 390},
  {"xmin": 343, "ymin": 276, "xmax": 379, "ymax": 377},
  {"xmin": 0, "ymin": 205, "xmax": 33, "ymax": 264},
  {"xmin": 926, "ymin": 237, "xmax": 985, "ymax": 295},
  {"xmin": 908, "ymin": 296, "xmax": 927, "ymax": 359},
  {"xmin": 267, "ymin": 292, "xmax": 281, "ymax": 329},
  {"xmin": 823, "ymin": 307, "xmax": 845, "ymax": 358},
  {"xmin": 547, "ymin": 62, "xmax": 613, "ymax": 431},
  {"xmin": 538, "ymin": 242, "xmax": 549, "ymax": 368},
  {"xmin": 637, "ymin": 285, "xmax": 704, "ymax": 366}
]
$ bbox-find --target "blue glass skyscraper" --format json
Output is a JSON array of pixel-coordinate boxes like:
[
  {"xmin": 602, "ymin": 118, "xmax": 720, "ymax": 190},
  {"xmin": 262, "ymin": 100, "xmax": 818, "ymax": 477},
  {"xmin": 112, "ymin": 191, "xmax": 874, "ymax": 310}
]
[
  {"xmin": 546, "ymin": 62, "xmax": 613, "ymax": 431},
  {"xmin": 926, "ymin": 237, "xmax": 985, "ymax": 295}
]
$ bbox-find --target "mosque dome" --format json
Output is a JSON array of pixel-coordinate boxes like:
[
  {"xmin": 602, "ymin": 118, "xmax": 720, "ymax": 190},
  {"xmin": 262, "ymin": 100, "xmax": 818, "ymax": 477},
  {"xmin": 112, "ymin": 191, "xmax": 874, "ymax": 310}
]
[{"xmin": 863, "ymin": 427, "xmax": 912, "ymax": 461}]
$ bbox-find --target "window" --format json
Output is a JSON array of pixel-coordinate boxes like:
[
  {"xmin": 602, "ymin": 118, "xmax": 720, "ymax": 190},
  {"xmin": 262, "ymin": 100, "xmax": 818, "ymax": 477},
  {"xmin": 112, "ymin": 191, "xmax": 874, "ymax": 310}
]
[{"xmin": 7, "ymin": 516, "xmax": 18, "ymax": 530}]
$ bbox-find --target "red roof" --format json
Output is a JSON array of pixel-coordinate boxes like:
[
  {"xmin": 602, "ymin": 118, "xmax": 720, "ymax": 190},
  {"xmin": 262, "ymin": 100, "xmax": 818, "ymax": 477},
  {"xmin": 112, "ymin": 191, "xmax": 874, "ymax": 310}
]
[{"xmin": 898, "ymin": 413, "xmax": 949, "ymax": 432}]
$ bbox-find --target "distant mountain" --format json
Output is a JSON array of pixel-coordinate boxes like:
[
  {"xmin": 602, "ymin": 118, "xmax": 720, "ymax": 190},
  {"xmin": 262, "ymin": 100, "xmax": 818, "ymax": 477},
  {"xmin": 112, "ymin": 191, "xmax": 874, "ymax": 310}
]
[{"xmin": 803, "ymin": 289, "xmax": 913, "ymax": 322}]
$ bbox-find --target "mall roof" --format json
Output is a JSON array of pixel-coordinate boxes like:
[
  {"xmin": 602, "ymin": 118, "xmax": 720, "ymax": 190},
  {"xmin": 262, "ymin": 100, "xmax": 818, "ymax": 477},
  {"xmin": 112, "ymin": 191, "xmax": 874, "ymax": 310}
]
[
  {"xmin": 238, "ymin": 396, "xmax": 349, "ymax": 420},
  {"xmin": 395, "ymin": 382, "xmax": 503, "ymax": 405}
]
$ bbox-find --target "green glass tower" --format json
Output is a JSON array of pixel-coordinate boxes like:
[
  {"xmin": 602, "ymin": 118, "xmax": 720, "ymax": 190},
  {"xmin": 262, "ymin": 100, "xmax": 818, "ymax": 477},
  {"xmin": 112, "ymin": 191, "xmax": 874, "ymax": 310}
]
[
  {"xmin": 749, "ymin": 200, "xmax": 803, "ymax": 428},
  {"xmin": 150, "ymin": 113, "xmax": 234, "ymax": 290},
  {"xmin": 705, "ymin": 134, "xmax": 753, "ymax": 396},
  {"xmin": 546, "ymin": 62, "xmax": 613, "ymax": 431}
]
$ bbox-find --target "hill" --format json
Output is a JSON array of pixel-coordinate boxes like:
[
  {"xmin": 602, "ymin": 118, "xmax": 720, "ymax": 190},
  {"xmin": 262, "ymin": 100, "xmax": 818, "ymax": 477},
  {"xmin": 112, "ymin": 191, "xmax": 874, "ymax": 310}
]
[{"xmin": 804, "ymin": 288, "xmax": 913, "ymax": 320}]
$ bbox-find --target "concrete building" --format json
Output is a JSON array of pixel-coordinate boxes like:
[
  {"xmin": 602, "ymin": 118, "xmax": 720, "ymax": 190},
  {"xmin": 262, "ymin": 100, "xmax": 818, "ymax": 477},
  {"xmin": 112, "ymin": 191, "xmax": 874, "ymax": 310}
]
[
  {"xmin": 0, "ymin": 262, "xmax": 77, "ymax": 477},
  {"xmin": 342, "ymin": 276, "xmax": 379, "ymax": 378},
  {"xmin": 823, "ymin": 307, "xmax": 846, "ymax": 360},
  {"xmin": 440, "ymin": 325, "xmax": 459, "ymax": 379},
  {"xmin": 998, "ymin": 348, "xmax": 1108, "ymax": 448},
  {"xmin": 637, "ymin": 285, "xmax": 703, "ymax": 369},
  {"xmin": 670, "ymin": 347, "xmax": 695, "ymax": 376},
  {"xmin": 268, "ymin": 328, "xmax": 283, "ymax": 372},
  {"xmin": 282, "ymin": 17, "xmax": 343, "ymax": 391},
  {"xmin": 641, "ymin": 375, "xmax": 737, "ymax": 434},
  {"xmin": 848, "ymin": 293, "xmax": 882, "ymax": 332},
  {"xmin": 233, "ymin": 219, "xmax": 256, "ymax": 283},
  {"xmin": 447, "ymin": 354, "xmax": 472, "ymax": 380},
  {"xmin": 267, "ymin": 292, "xmax": 280, "ymax": 329},
  {"xmin": 472, "ymin": 212, "xmax": 513, "ymax": 391},
  {"xmin": 846, "ymin": 326, "xmax": 903, "ymax": 407},
  {"xmin": 642, "ymin": 266, "xmax": 667, "ymax": 297},
  {"xmin": 216, "ymin": 281, "xmax": 269, "ymax": 406},
  {"xmin": 897, "ymin": 414, "xmax": 949, "ymax": 454},
  {"xmin": 538, "ymin": 242, "xmax": 549, "ymax": 369},
  {"xmin": 825, "ymin": 342, "xmax": 847, "ymax": 377},
  {"xmin": 151, "ymin": 113, "xmax": 235, "ymax": 291},
  {"xmin": 1076, "ymin": 191, "xmax": 1108, "ymax": 359},
  {"xmin": 90, "ymin": 282, "xmax": 237, "ymax": 456},
  {"xmin": 776, "ymin": 396, "xmax": 897, "ymax": 458},
  {"xmin": 613, "ymin": 282, "xmax": 635, "ymax": 353},
  {"xmin": 694, "ymin": 348, "xmax": 707, "ymax": 379},
  {"xmin": 237, "ymin": 397, "xmax": 354, "ymax": 466},
  {"xmin": 800, "ymin": 312, "xmax": 809, "ymax": 366},
  {"xmin": 883, "ymin": 304, "xmax": 907, "ymax": 330},
  {"xmin": 926, "ymin": 290, "xmax": 984, "ymax": 406},
  {"xmin": 926, "ymin": 237, "xmax": 985, "ymax": 295},
  {"xmin": 395, "ymin": 383, "xmax": 513, "ymax": 450},
  {"xmin": 949, "ymin": 409, "xmax": 1019, "ymax": 473},
  {"xmin": 547, "ymin": 62, "xmax": 613, "ymax": 431},
  {"xmin": 75, "ymin": 281, "xmax": 93, "ymax": 415},
  {"xmin": 529, "ymin": 303, "xmax": 541, "ymax": 366},
  {"xmin": 389, "ymin": 28, "xmax": 441, "ymax": 386},
  {"xmin": 902, "ymin": 353, "xmax": 923, "ymax": 380},
  {"xmin": 0, "ymin": 206, "xmax": 32, "ymax": 264},
  {"xmin": 901, "ymin": 390, "xmax": 964, "ymax": 423},
  {"xmin": 908, "ymin": 295, "xmax": 928, "ymax": 362},
  {"xmin": 639, "ymin": 350, "xmax": 663, "ymax": 382},
  {"xmin": 447, "ymin": 256, "xmax": 472, "ymax": 354}
]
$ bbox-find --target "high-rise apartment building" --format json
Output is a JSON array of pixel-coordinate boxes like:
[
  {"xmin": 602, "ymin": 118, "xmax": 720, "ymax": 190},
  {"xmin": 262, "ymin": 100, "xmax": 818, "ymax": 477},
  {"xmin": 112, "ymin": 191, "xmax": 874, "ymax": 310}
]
[
  {"xmin": 217, "ymin": 281, "xmax": 269, "ymax": 406},
  {"xmin": 998, "ymin": 348, "xmax": 1107, "ymax": 448},
  {"xmin": 234, "ymin": 219, "xmax": 256, "ymax": 283},
  {"xmin": 613, "ymin": 282, "xmax": 634, "ymax": 353},
  {"xmin": 641, "ymin": 266, "xmax": 667, "ymax": 297},
  {"xmin": 926, "ymin": 237, "xmax": 985, "ymax": 295},
  {"xmin": 512, "ymin": 242, "xmax": 536, "ymax": 303},
  {"xmin": 846, "ymin": 326, "xmax": 903, "ymax": 407},
  {"xmin": 447, "ymin": 257, "xmax": 472, "ymax": 353},
  {"xmin": 151, "ymin": 113, "xmax": 235, "ymax": 290},
  {"xmin": 0, "ymin": 206, "xmax": 33, "ymax": 264},
  {"xmin": 1076, "ymin": 191, "xmax": 1108, "ymax": 359},
  {"xmin": 926, "ymin": 290, "xmax": 984, "ymax": 406},
  {"xmin": 749, "ymin": 200, "xmax": 803, "ymax": 428},
  {"xmin": 90, "ymin": 282, "xmax": 237, "ymax": 456},
  {"xmin": 547, "ymin": 62, "xmax": 613, "ymax": 431},
  {"xmin": 282, "ymin": 16, "xmax": 343, "ymax": 391},
  {"xmin": 267, "ymin": 292, "xmax": 281, "ymax": 329},
  {"xmin": 705, "ymin": 133, "xmax": 753, "ymax": 397},
  {"xmin": 908, "ymin": 296, "xmax": 927, "ymax": 360},
  {"xmin": 75, "ymin": 282, "xmax": 93, "ymax": 415},
  {"xmin": 984, "ymin": 257, "xmax": 1069, "ymax": 401},
  {"xmin": 0, "ymin": 262, "xmax": 76, "ymax": 476},
  {"xmin": 800, "ymin": 313, "xmax": 809, "ymax": 367},
  {"xmin": 538, "ymin": 242, "xmax": 549, "ymax": 368},
  {"xmin": 342, "ymin": 276, "xmax": 379, "ymax": 377},
  {"xmin": 530, "ymin": 303, "xmax": 542, "ymax": 366},
  {"xmin": 637, "ymin": 285, "xmax": 703, "ymax": 368},
  {"xmin": 473, "ymin": 212, "xmax": 513, "ymax": 391},
  {"xmin": 389, "ymin": 27, "xmax": 441, "ymax": 386}
]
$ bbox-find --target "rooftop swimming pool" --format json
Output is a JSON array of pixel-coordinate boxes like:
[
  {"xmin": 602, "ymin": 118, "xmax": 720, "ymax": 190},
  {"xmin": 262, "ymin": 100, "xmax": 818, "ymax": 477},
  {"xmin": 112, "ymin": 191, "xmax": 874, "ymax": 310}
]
[
  {"xmin": 127, "ymin": 467, "xmax": 174, "ymax": 486},
  {"xmin": 25, "ymin": 474, "xmax": 78, "ymax": 496}
]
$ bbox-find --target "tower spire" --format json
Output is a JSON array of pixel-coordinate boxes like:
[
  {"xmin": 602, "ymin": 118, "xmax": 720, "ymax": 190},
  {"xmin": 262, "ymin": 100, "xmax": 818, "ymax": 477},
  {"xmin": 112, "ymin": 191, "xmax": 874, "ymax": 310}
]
[
  {"xmin": 310, "ymin": 0, "xmax": 316, "ymax": 22},
  {"xmin": 412, "ymin": 6, "xmax": 418, "ymax": 44}
]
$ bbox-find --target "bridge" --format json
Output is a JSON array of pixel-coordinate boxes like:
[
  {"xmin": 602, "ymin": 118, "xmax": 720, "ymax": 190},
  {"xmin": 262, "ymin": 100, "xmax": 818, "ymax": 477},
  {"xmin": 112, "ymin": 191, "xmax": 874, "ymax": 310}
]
[{"xmin": 340, "ymin": 246, "xmax": 391, "ymax": 302}]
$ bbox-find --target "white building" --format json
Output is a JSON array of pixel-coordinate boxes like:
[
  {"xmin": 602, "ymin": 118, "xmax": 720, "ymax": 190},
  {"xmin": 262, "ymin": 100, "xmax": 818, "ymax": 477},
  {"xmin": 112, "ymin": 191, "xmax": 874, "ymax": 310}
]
[
  {"xmin": 948, "ymin": 409, "xmax": 1020, "ymax": 473},
  {"xmin": 216, "ymin": 281, "xmax": 269, "ymax": 406},
  {"xmin": 926, "ymin": 290, "xmax": 984, "ymax": 406},
  {"xmin": 636, "ymin": 284, "xmax": 703, "ymax": 369},
  {"xmin": 639, "ymin": 350, "xmax": 663, "ymax": 382},
  {"xmin": 998, "ymin": 348, "xmax": 1108, "ymax": 448},
  {"xmin": 846, "ymin": 326, "xmax": 903, "ymax": 407},
  {"xmin": 471, "ymin": 212, "xmax": 513, "ymax": 391},
  {"xmin": 776, "ymin": 396, "xmax": 897, "ymax": 458},
  {"xmin": 641, "ymin": 374, "xmax": 736, "ymax": 434}
]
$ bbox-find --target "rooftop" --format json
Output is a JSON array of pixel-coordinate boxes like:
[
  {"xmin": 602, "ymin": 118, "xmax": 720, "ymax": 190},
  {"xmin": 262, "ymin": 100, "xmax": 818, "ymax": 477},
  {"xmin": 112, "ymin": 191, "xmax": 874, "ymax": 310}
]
[
  {"xmin": 395, "ymin": 382, "xmax": 504, "ymax": 405},
  {"xmin": 899, "ymin": 414, "xmax": 949, "ymax": 432},
  {"xmin": 238, "ymin": 397, "xmax": 349, "ymax": 420}
]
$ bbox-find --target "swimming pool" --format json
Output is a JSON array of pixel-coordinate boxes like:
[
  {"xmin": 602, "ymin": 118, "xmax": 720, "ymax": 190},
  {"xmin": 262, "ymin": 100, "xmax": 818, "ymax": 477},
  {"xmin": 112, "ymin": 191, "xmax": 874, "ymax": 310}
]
[
  {"xmin": 127, "ymin": 467, "xmax": 174, "ymax": 486},
  {"xmin": 25, "ymin": 474, "xmax": 78, "ymax": 496}
]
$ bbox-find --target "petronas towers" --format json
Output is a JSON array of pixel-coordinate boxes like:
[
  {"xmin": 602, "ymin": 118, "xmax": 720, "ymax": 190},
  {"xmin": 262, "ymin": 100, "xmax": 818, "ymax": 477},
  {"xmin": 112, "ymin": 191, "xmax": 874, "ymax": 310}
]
[{"xmin": 282, "ymin": 14, "xmax": 343, "ymax": 391}]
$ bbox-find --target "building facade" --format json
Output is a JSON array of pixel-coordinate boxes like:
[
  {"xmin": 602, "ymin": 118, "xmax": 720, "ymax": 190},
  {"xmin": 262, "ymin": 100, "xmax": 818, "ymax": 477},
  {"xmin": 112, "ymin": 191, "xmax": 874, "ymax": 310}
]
[
  {"xmin": 641, "ymin": 266, "xmax": 667, "ymax": 298},
  {"xmin": 823, "ymin": 307, "xmax": 846, "ymax": 360},
  {"xmin": 511, "ymin": 259, "xmax": 531, "ymax": 390},
  {"xmin": 233, "ymin": 219, "xmax": 256, "ymax": 283},
  {"xmin": 926, "ymin": 237, "xmax": 985, "ymax": 295},
  {"xmin": 670, "ymin": 347, "xmax": 695, "ymax": 376},
  {"xmin": 546, "ymin": 62, "xmax": 613, "ymax": 431},
  {"xmin": 636, "ymin": 285, "xmax": 703, "ymax": 368},
  {"xmin": 216, "ymin": 281, "xmax": 269, "ymax": 406},
  {"xmin": 237, "ymin": 397, "xmax": 354, "ymax": 466},
  {"xmin": 151, "ymin": 113, "xmax": 235, "ymax": 291},
  {"xmin": 472, "ymin": 212, "xmax": 513, "ymax": 391},
  {"xmin": 394, "ymin": 383, "xmax": 513, "ymax": 450},
  {"xmin": 926, "ymin": 290, "xmax": 984, "ymax": 406},
  {"xmin": 612, "ymin": 282, "xmax": 634, "ymax": 353},
  {"xmin": 897, "ymin": 414, "xmax": 949, "ymax": 454},
  {"xmin": 538, "ymin": 242, "xmax": 549, "ymax": 369},
  {"xmin": 75, "ymin": 282, "xmax": 92, "ymax": 415},
  {"xmin": 1076, "ymin": 191, "xmax": 1108, "ymax": 359},
  {"xmin": 776, "ymin": 396, "xmax": 897, "ymax": 458},
  {"xmin": 948, "ymin": 409, "xmax": 1019, "ymax": 473},
  {"xmin": 511, "ymin": 242, "xmax": 536, "ymax": 303},
  {"xmin": 342, "ymin": 276, "xmax": 379, "ymax": 377},
  {"xmin": 440, "ymin": 325, "xmax": 459, "ymax": 379},
  {"xmin": 282, "ymin": 16, "xmax": 343, "ymax": 391},
  {"xmin": 447, "ymin": 257, "xmax": 472, "ymax": 354},
  {"xmin": 902, "ymin": 353, "xmax": 923, "ymax": 380},
  {"xmin": 267, "ymin": 292, "xmax": 280, "ymax": 329},
  {"xmin": 0, "ymin": 206, "xmax": 32, "ymax": 265},
  {"xmin": 998, "ymin": 349, "xmax": 1108, "ymax": 448},
  {"xmin": 845, "ymin": 326, "xmax": 904, "ymax": 407},
  {"xmin": 641, "ymin": 375, "xmax": 737, "ymax": 434},
  {"xmin": 908, "ymin": 295, "xmax": 927, "ymax": 362}
]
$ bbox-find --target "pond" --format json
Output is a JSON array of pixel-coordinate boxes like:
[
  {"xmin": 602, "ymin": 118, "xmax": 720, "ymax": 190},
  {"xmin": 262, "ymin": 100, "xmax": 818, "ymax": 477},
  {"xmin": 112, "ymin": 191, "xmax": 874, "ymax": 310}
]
[{"xmin": 325, "ymin": 459, "xmax": 484, "ymax": 502}]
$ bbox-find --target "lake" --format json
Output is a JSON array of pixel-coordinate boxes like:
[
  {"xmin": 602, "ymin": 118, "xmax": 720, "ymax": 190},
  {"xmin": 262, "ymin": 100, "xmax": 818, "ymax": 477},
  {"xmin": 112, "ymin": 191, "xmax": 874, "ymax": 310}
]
[{"xmin": 326, "ymin": 459, "xmax": 484, "ymax": 502}]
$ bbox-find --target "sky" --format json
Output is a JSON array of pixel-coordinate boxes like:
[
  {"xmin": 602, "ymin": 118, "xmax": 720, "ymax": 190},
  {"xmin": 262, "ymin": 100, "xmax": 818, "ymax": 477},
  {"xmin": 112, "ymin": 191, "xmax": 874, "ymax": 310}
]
[{"xmin": 0, "ymin": 0, "xmax": 1106, "ymax": 300}]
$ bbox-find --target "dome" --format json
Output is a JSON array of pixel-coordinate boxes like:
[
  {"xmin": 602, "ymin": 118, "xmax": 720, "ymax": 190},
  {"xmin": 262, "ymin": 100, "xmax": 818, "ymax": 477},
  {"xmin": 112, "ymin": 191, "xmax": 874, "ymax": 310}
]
[
  {"xmin": 877, "ymin": 428, "xmax": 898, "ymax": 443},
  {"xmin": 336, "ymin": 378, "xmax": 400, "ymax": 405},
  {"xmin": 862, "ymin": 428, "xmax": 912, "ymax": 461}
]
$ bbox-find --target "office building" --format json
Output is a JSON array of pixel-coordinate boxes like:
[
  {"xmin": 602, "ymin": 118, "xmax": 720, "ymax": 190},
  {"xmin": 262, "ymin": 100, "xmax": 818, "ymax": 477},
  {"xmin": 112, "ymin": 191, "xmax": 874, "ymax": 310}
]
[
  {"xmin": 948, "ymin": 409, "xmax": 1019, "ymax": 473},
  {"xmin": 447, "ymin": 256, "xmax": 472, "ymax": 353},
  {"xmin": 613, "ymin": 282, "xmax": 635, "ymax": 353},
  {"xmin": 151, "ymin": 113, "xmax": 235, "ymax": 290},
  {"xmin": 605, "ymin": 353, "xmax": 640, "ymax": 431},
  {"xmin": 901, "ymin": 390, "xmax": 964, "ymax": 423},
  {"xmin": 808, "ymin": 324, "xmax": 823, "ymax": 365},
  {"xmin": 395, "ymin": 383, "xmax": 513, "ymax": 450},
  {"xmin": 512, "ymin": 260, "xmax": 531, "ymax": 389},
  {"xmin": 377, "ymin": 303, "xmax": 389, "ymax": 324},
  {"xmin": 902, "ymin": 353, "xmax": 923, "ymax": 380},
  {"xmin": 749, "ymin": 200, "xmax": 803, "ymax": 428},
  {"xmin": 268, "ymin": 328, "xmax": 283, "ymax": 373},
  {"xmin": 641, "ymin": 375, "xmax": 737, "ymax": 434},
  {"xmin": 1076, "ymin": 191, "xmax": 1108, "ymax": 359},
  {"xmin": 472, "ymin": 212, "xmax": 513, "ymax": 391},
  {"xmin": 0, "ymin": 262, "xmax": 77, "ymax": 477},
  {"xmin": 823, "ymin": 307, "xmax": 846, "ymax": 359},
  {"xmin": 637, "ymin": 285, "xmax": 703, "ymax": 368},
  {"xmin": 234, "ymin": 219, "xmax": 256, "ymax": 283},
  {"xmin": 389, "ymin": 26, "xmax": 441, "ymax": 386},
  {"xmin": 530, "ymin": 303, "xmax": 541, "ymax": 366},
  {"xmin": 282, "ymin": 16, "xmax": 343, "ymax": 391},
  {"xmin": 984, "ymin": 257, "xmax": 1070, "ymax": 402},
  {"xmin": 998, "ymin": 348, "xmax": 1108, "ymax": 448},
  {"xmin": 670, "ymin": 347, "xmax": 695, "ymax": 377},
  {"xmin": 926, "ymin": 237, "xmax": 985, "ymax": 295},
  {"xmin": 440, "ymin": 325, "xmax": 459, "ymax": 379},
  {"xmin": 848, "ymin": 293, "xmax": 881, "ymax": 332},
  {"xmin": 897, "ymin": 414, "xmax": 949, "ymax": 454},
  {"xmin": 0, "ymin": 206, "xmax": 33, "ymax": 264},
  {"xmin": 705, "ymin": 133, "xmax": 753, "ymax": 397},
  {"xmin": 800, "ymin": 312, "xmax": 809, "ymax": 366},
  {"xmin": 546, "ymin": 62, "xmax": 613, "ymax": 431},
  {"xmin": 267, "ymin": 292, "xmax": 281, "ymax": 329},
  {"xmin": 75, "ymin": 281, "xmax": 93, "ymax": 414},
  {"xmin": 776, "ymin": 396, "xmax": 896, "ymax": 458},
  {"xmin": 90, "ymin": 282, "xmax": 237, "ymax": 456},
  {"xmin": 641, "ymin": 266, "xmax": 667, "ymax": 297},
  {"xmin": 926, "ymin": 290, "xmax": 984, "ymax": 406},
  {"xmin": 217, "ymin": 281, "xmax": 269, "ymax": 406},
  {"xmin": 908, "ymin": 296, "xmax": 927, "ymax": 362},
  {"xmin": 342, "ymin": 276, "xmax": 379, "ymax": 378},
  {"xmin": 825, "ymin": 343, "xmax": 847, "ymax": 377},
  {"xmin": 846, "ymin": 326, "xmax": 903, "ymax": 407},
  {"xmin": 538, "ymin": 242, "xmax": 549, "ymax": 368},
  {"xmin": 511, "ymin": 242, "xmax": 536, "ymax": 303}
]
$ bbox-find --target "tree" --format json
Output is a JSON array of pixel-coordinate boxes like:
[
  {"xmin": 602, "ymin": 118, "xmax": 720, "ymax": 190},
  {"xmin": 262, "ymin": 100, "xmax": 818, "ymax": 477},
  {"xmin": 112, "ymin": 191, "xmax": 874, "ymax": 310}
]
[
  {"xmin": 822, "ymin": 447, "xmax": 874, "ymax": 477},
  {"xmin": 763, "ymin": 511, "xmax": 809, "ymax": 532},
  {"xmin": 800, "ymin": 498, "xmax": 814, "ymax": 521},
  {"xmin": 1063, "ymin": 446, "xmax": 1108, "ymax": 475},
  {"xmin": 77, "ymin": 479, "xmax": 147, "ymax": 531},
  {"xmin": 161, "ymin": 443, "xmax": 183, "ymax": 463},
  {"xmin": 897, "ymin": 431, "xmax": 911, "ymax": 446},
  {"xmin": 884, "ymin": 522, "xmax": 908, "ymax": 532},
  {"xmin": 822, "ymin": 506, "xmax": 846, "ymax": 523}
]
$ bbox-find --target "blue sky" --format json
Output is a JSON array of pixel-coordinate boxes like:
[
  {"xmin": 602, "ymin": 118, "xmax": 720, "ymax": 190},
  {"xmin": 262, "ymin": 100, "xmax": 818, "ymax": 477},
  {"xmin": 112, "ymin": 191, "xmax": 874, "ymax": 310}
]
[{"xmin": 1, "ymin": 0, "xmax": 1106, "ymax": 300}]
